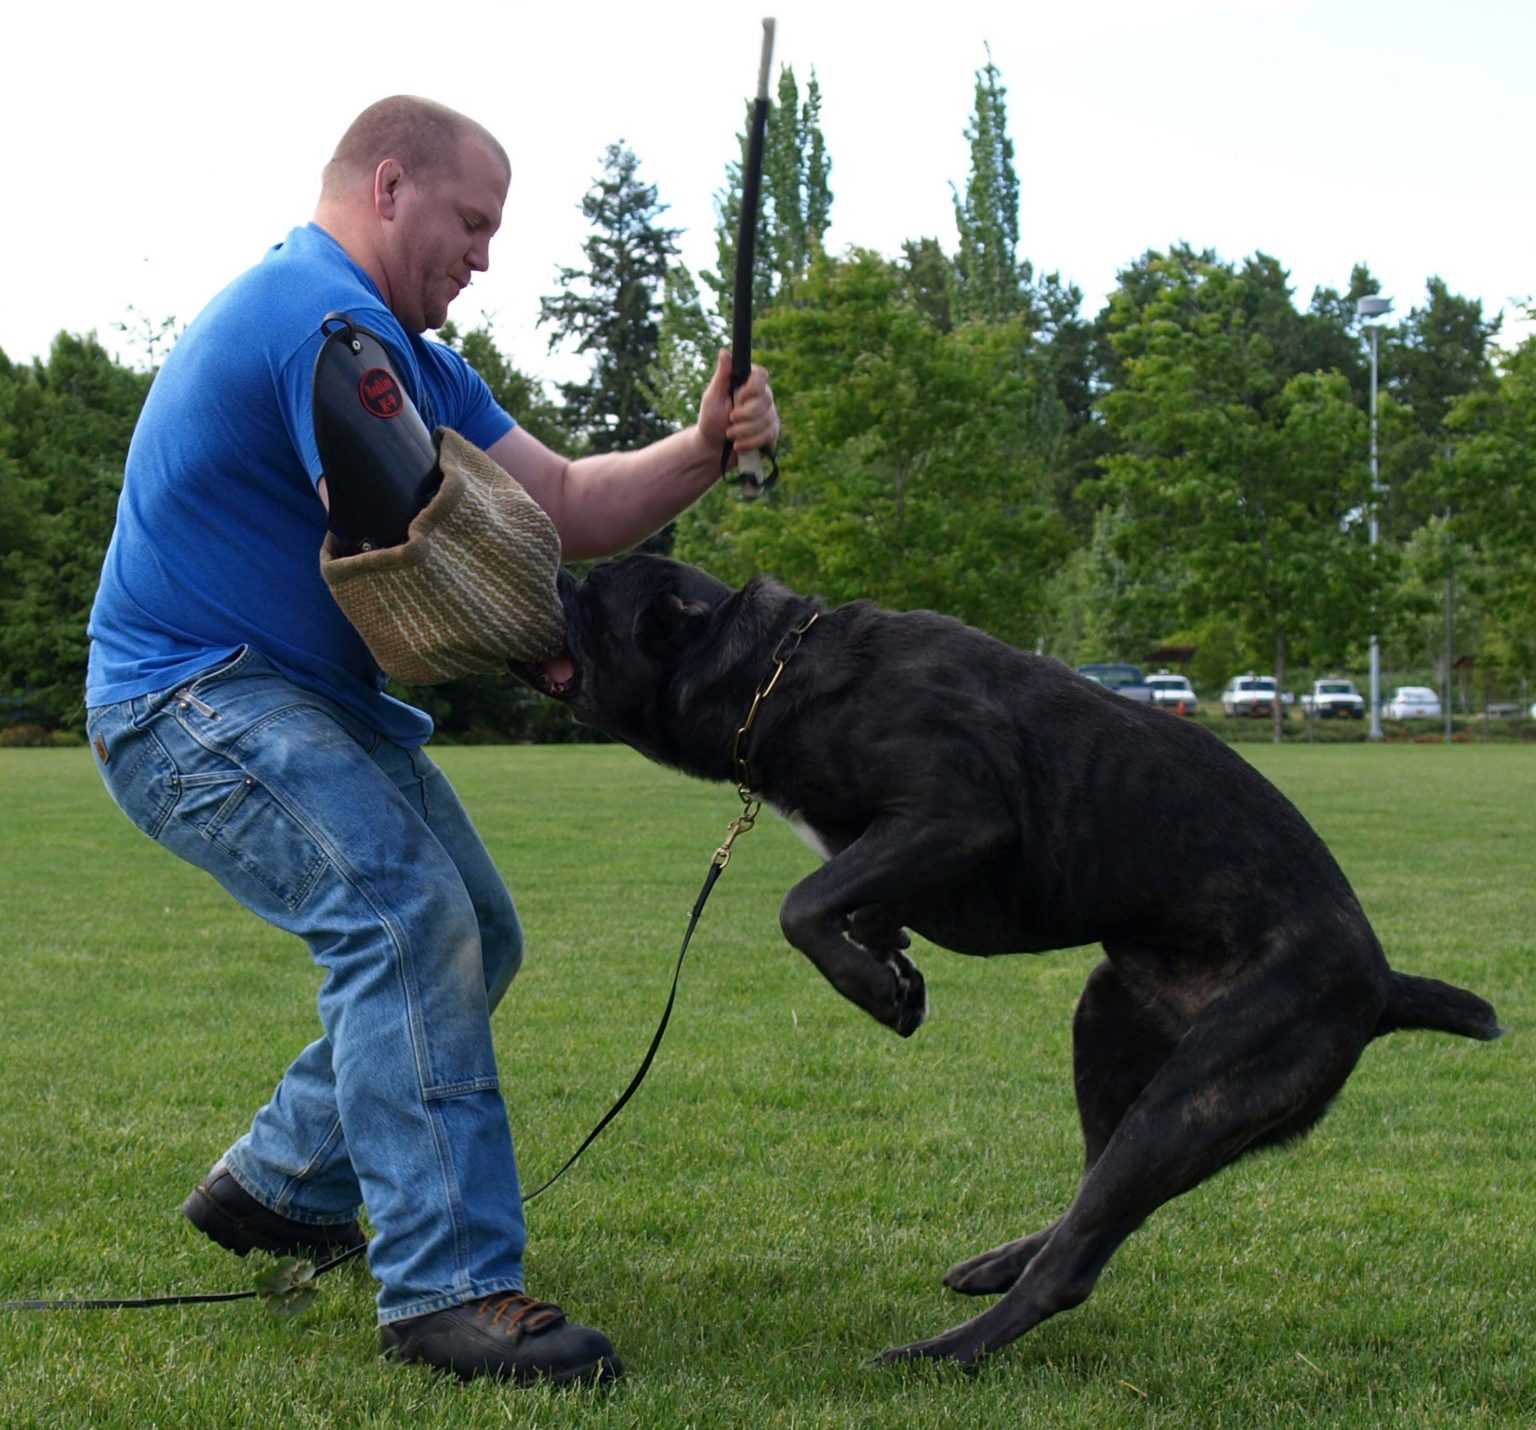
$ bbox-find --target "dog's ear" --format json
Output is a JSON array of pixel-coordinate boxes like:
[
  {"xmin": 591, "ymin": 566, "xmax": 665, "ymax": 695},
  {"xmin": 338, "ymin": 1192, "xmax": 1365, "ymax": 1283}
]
[{"xmin": 633, "ymin": 591, "xmax": 713, "ymax": 659}]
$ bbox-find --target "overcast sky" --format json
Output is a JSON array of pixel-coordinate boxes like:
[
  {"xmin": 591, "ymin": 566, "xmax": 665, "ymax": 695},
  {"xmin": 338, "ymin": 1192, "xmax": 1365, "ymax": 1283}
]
[{"xmin": 5, "ymin": 0, "xmax": 1530, "ymax": 384}]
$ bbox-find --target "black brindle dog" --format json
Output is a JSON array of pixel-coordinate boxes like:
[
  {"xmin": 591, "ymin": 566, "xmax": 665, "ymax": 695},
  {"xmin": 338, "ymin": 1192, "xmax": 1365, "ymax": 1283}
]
[{"xmin": 520, "ymin": 554, "xmax": 1501, "ymax": 1367}]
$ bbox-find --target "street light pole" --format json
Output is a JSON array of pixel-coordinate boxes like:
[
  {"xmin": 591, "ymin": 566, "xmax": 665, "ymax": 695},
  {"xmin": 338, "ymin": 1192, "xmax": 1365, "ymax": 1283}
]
[{"xmin": 1357, "ymin": 294, "xmax": 1392, "ymax": 741}]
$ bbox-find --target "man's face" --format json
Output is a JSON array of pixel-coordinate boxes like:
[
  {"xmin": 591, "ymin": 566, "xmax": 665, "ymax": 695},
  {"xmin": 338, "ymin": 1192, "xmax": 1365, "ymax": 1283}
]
[{"xmin": 383, "ymin": 135, "xmax": 508, "ymax": 333}]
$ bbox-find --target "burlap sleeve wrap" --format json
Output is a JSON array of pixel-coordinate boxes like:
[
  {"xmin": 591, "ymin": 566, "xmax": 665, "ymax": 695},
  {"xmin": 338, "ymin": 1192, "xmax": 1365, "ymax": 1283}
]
[{"xmin": 319, "ymin": 427, "xmax": 566, "ymax": 685}]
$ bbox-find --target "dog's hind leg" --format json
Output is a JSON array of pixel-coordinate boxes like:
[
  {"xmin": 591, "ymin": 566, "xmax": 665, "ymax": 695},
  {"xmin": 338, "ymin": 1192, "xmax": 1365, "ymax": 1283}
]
[
  {"xmin": 944, "ymin": 959, "xmax": 1181, "ymax": 1297},
  {"xmin": 883, "ymin": 960, "xmax": 1379, "ymax": 1366}
]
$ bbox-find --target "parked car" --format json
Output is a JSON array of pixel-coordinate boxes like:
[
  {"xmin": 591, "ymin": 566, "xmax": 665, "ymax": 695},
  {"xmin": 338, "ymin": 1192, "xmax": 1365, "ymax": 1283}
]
[
  {"xmin": 1383, "ymin": 685, "xmax": 1443, "ymax": 720},
  {"xmin": 1299, "ymin": 678, "xmax": 1365, "ymax": 719},
  {"xmin": 1221, "ymin": 674, "xmax": 1279, "ymax": 718},
  {"xmin": 1145, "ymin": 671, "xmax": 1198, "ymax": 714},
  {"xmin": 1075, "ymin": 663, "xmax": 1155, "ymax": 702}
]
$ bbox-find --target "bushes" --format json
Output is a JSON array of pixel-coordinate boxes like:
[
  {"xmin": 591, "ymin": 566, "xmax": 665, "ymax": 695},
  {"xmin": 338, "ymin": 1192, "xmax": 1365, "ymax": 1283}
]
[{"xmin": 0, "ymin": 722, "xmax": 82, "ymax": 748}]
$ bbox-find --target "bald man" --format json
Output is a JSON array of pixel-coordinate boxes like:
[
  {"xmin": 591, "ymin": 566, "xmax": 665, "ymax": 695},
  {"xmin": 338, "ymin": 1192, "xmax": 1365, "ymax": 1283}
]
[{"xmin": 85, "ymin": 95, "xmax": 779, "ymax": 1385}]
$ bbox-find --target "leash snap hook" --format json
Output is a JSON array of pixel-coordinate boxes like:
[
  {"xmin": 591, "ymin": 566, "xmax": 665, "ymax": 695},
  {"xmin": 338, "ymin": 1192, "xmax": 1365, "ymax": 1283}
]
[{"xmin": 714, "ymin": 794, "xmax": 761, "ymax": 868}]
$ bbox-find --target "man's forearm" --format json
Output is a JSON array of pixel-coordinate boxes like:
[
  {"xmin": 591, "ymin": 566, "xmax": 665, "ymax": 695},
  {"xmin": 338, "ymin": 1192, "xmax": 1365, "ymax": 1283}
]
[
  {"xmin": 486, "ymin": 423, "xmax": 719, "ymax": 562},
  {"xmin": 558, "ymin": 425, "xmax": 720, "ymax": 560},
  {"xmin": 485, "ymin": 352, "xmax": 777, "ymax": 561}
]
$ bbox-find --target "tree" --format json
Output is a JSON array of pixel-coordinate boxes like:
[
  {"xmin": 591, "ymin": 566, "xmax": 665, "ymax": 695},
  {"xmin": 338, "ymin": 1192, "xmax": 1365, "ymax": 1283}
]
[
  {"xmin": 674, "ymin": 249, "xmax": 1071, "ymax": 647},
  {"xmin": 0, "ymin": 357, "xmax": 33, "ymax": 607},
  {"xmin": 1386, "ymin": 277, "xmax": 1501, "ymax": 439},
  {"xmin": 1096, "ymin": 252, "xmax": 1383, "ymax": 741},
  {"xmin": 898, "ymin": 237, "xmax": 955, "ymax": 334},
  {"xmin": 439, "ymin": 319, "xmax": 571, "ymax": 452},
  {"xmin": 1383, "ymin": 277, "xmax": 1501, "ymax": 539},
  {"xmin": 641, "ymin": 264, "xmax": 722, "ymax": 431},
  {"xmin": 0, "ymin": 334, "xmax": 151, "ymax": 731},
  {"xmin": 951, "ymin": 51, "xmax": 1026, "ymax": 325},
  {"xmin": 762, "ymin": 66, "xmax": 832, "ymax": 295},
  {"xmin": 1032, "ymin": 270, "xmax": 1108, "ymax": 536},
  {"xmin": 539, "ymin": 142, "xmax": 680, "ymax": 453},
  {"xmin": 1304, "ymin": 261, "xmax": 1381, "ymax": 401},
  {"xmin": 1431, "ymin": 327, "xmax": 1536, "ymax": 683},
  {"xmin": 708, "ymin": 65, "xmax": 833, "ymax": 327}
]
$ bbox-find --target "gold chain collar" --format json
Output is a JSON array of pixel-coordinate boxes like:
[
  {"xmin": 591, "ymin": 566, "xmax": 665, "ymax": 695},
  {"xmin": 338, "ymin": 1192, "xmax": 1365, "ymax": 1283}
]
[{"xmin": 713, "ymin": 611, "xmax": 820, "ymax": 868}]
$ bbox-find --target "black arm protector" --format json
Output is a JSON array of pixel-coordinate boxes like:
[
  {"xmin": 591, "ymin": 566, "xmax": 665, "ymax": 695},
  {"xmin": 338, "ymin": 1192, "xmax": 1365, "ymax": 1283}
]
[{"xmin": 312, "ymin": 314, "xmax": 441, "ymax": 553}]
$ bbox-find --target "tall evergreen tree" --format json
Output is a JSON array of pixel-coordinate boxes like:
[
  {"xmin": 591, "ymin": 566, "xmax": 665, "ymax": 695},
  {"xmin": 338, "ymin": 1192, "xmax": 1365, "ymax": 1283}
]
[
  {"xmin": 708, "ymin": 65, "xmax": 833, "ymax": 327},
  {"xmin": 951, "ymin": 51, "xmax": 1026, "ymax": 324},
  {"xmin": 538, "ymin": 142, "xmax": 680, "ymax": 453}
]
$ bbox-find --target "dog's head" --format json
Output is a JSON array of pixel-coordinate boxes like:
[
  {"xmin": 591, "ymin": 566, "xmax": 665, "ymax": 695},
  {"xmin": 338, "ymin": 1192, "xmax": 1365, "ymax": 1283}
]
[{"xmin": 515, "ymin": 554, "xmax": 740, "ymax": 763}]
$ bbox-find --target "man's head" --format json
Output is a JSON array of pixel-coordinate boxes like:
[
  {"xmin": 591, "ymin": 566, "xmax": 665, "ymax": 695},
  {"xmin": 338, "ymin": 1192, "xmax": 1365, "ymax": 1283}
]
[{"xmin": 316, "ymin": 96, "xmax": 511, "ymax": 334}]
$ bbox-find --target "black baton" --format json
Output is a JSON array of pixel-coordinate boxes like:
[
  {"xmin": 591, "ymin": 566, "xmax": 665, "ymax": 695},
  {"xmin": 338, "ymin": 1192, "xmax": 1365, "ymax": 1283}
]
[{"xmin": 724, "ymin": 17, "xmax": 778, "ymax": 498}]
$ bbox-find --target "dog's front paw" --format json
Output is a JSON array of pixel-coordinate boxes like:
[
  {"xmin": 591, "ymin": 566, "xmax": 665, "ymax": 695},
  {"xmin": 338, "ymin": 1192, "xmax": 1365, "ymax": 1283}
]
[{"xmin": 883, "ymin": 948, "xmax": 928, "ymax": 1037}]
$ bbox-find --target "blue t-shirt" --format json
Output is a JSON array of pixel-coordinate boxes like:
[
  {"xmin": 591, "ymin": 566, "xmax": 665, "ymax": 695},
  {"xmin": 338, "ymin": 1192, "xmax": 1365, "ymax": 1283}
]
[{"xmin": 86, "ymin": 223, "xmax": 516, "ymax": 745}]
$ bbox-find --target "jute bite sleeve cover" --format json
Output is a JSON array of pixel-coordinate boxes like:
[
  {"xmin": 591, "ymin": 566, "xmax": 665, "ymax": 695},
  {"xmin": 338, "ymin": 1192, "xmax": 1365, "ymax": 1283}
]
[{"xmin": 320, "ymin": 427, "xmax": 566, "ymax": 684}]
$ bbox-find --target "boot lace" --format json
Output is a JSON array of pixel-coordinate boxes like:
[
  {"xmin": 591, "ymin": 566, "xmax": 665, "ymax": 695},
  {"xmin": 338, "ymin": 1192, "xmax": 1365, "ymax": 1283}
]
[{"xmin": 475, "ymin": 1292, "xmax": 565, "ymax": 1337}]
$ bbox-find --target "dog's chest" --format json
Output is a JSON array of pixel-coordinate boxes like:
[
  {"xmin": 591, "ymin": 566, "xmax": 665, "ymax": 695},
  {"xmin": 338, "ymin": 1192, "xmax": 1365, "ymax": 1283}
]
[{"xmin": 769, "ymin": 802, "xmax": 836, "ymax": 861}]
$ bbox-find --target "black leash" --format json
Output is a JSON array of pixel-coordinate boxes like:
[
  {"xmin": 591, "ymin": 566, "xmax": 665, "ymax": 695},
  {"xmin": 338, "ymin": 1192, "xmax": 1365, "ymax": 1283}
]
[
  {"xmin": 516, "ymin": 855, "xmax": 726, "ymax": 1203},
  {"xmin": 0, "ymin": 1247, "xmax": 365, "ymax": 1313},
  {"xmin": 1, "ymin": 859, "xmax": 727, "ymax": 1314},
  {"xmin": 6, "ymin": 589, "xmax": 823, "ymax": 1320},
  {"xmin": 2, "ymin": 613, "xmax": 821, "ymax": 1315}
]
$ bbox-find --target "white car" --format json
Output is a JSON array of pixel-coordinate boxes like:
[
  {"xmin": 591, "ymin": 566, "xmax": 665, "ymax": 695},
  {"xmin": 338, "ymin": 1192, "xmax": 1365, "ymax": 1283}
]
[
  {"xmin": 1300, "ymin": 678, "xmax": 1365, "ymax": 719},
  {"xmin": 1384, "ymin": 686, "xmax": 1442, "ymax": 720},
  {"xmin": 1221, "ymin": 674, "xmax": 1278, "ymax": 718},
  {"xmin": 1145, "ymin": 672, "xmax": 1198, "ymax": 714}
]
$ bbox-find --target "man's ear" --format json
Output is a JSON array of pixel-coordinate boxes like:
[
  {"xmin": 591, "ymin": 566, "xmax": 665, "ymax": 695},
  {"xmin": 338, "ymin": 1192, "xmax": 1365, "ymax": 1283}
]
[
  {"xmin": 633, "ymin": 591, "xmax": 712, "ymax": 659},
  {"xmin": 375, "ymin": 159, "xmax": 404, "ymax": 219}
]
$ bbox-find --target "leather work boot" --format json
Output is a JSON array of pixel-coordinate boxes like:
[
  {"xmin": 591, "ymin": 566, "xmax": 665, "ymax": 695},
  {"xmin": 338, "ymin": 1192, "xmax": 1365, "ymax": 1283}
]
[
  {"xmin": 380, "ymin": 1292, "xmax": 624, "ymax": 1385},
  {"xmin": 183, "ymin": 1160, "xmax": 367, "ymax": 1260}
]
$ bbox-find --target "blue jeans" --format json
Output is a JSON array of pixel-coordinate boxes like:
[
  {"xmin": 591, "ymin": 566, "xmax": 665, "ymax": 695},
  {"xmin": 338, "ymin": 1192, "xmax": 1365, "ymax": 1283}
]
[{"xmin": 86, "ymin": 648, "xmax": 527, "ymax": 1322}]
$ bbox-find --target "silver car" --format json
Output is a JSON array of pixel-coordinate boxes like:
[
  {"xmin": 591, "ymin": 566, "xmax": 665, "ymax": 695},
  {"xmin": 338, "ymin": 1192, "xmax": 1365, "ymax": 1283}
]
[{"xmin": 1383, "ymin": 686, "xmax": 1442, "ymax": 720}]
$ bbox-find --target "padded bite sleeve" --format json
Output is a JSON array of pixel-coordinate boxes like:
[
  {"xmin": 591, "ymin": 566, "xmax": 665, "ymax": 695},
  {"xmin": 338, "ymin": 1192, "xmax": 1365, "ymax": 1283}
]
[{"xmin": 320, "ymin": 428, "xmax": 566, "ymax": 683}]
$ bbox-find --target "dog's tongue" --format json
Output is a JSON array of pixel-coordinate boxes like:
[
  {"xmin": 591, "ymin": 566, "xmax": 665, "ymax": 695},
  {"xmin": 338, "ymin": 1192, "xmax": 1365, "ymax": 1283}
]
[{"xmin": 537, "ymin": 652, "xmax": 576, "ymax": 689}]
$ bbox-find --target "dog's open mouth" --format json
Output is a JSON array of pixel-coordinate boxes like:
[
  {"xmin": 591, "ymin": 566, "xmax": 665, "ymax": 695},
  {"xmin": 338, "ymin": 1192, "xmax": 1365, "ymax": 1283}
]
[{"xmin": 512, "ymin": 652, "xmax": 579, "ymax": 699}]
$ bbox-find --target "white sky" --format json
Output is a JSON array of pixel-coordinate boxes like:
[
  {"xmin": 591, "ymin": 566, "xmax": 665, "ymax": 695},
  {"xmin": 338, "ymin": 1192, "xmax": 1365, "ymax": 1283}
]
[{"xmin": 4, "ymin": 0, "xmax": 1531, "ymax": 384}]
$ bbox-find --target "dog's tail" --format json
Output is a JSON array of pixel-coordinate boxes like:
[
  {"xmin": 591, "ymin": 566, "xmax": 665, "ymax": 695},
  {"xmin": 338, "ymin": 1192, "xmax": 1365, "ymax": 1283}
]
[{"xmin": 1376, "ymin": 971, "xmax": 1503, "ymax": 1041}]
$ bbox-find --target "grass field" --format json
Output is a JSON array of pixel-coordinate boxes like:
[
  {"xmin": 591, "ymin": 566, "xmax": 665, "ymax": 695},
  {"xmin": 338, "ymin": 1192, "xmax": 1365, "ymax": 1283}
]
[{"xmin": 1, "ymin": 743, "xmax": 1531, "ymax": 1427}]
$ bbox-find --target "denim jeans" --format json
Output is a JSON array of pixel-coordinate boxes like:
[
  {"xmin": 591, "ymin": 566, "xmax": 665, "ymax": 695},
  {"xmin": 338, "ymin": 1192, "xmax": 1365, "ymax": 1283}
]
[{"xmin": 86, "ymin": 647, "xmax": 527, "ymax": 1322}]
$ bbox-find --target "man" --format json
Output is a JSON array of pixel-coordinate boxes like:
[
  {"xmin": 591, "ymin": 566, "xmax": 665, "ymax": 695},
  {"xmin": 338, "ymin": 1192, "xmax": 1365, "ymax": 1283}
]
[{"xmin": 84, "ymin": 95, "xmax": 779, "ymax": 1385}]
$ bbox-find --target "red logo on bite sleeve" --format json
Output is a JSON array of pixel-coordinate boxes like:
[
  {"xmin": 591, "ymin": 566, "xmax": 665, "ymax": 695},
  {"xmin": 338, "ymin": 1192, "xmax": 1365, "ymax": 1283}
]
[{"xmin": 359, "ymin": 368, "xmax": 404, "ymax": 418}]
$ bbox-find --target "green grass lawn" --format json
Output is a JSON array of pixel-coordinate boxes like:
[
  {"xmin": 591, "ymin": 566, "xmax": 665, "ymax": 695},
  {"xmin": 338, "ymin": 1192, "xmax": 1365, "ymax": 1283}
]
[{"xmin": 1, "ymin": 743, "xmax": 1531, "ymax": 1427}]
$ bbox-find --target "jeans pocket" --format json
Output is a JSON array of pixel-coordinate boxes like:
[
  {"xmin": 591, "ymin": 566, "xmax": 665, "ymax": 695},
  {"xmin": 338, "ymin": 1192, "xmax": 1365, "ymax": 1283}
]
[{"xmin": 170, "ymin": 769, "xmax": 328, "ymax": 912}]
